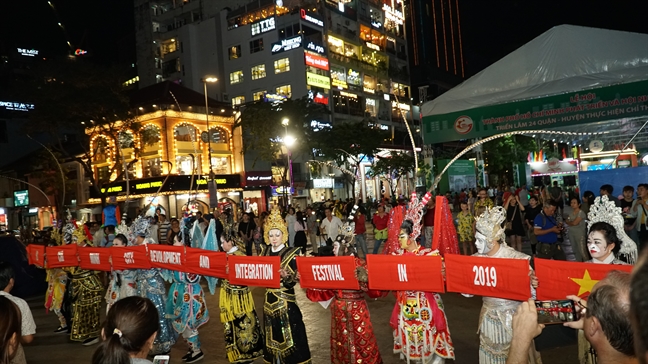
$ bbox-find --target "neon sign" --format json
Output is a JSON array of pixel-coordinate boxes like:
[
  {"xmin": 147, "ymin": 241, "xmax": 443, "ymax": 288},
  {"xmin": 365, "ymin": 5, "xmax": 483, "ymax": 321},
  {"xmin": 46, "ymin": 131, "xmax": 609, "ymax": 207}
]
[
  {"xmin": 365, "ymin": 42, "xmax": 380, "ymax": 51},
  {"xmin": 251, "ymin": 18, "xmax": 276, "ymax": 36},
  {"xmin": 300, "ymin": 9, "xmax": 324, "ymax": 27},
  {"xmin": 306, "ymin": 41, "xmax": 326, "ymax": 55},
  {"xmin": 271, "ymin": 36, "xmax": 302, "ymax": 54},
  {"xmin": 0, "ymin": 101, "xmax": 34, "ymax": 112},
  {"xmin": 17, "ymin": 48, "xmax": 38, "ymax": 57},
  {"xmin": 383, "ymin": 4, "xmax": 404, "ymax": 25},
  {"xmin": 75, "ymin": 49, "xmax": 88, "ymax": 56},
  {"xmin": 304, "ymin": 53, "xmax": 329, "ymax": 70}
]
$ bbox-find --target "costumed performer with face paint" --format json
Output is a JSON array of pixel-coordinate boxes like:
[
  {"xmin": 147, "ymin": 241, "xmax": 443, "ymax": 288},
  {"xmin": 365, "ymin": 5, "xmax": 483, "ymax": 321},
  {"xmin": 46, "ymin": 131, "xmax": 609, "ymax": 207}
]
[
  {"xmin": 261, "ymin": 207, "xmax": 312, "ymax": 363},
  {"xmin": 471, "ymin": 206, "xmax": 540, "ymax": 364},
  {"xmin": 219, "ymin": 221, "xmax": 265, "ymax": 363},
  {"xmin": 391, "ymin": 193, "xmax": 454, "ymax": 364},
  {"xmin": 306, "ymin": 202, "xmax": 384, "ymax": 364},
  {"xmin": 45, "ymin": 229, "xmax": 70, "ymax": 333},
  {"xmin": 104, "ymin": 233, "xmax": 137, "ymax": 314}
]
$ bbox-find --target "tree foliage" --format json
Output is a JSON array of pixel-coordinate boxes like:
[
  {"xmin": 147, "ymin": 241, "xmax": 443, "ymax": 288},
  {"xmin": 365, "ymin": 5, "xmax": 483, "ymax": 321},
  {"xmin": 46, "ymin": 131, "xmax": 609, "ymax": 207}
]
[
  {"xmin": 482, "ymin": 135, "xmax": 537, "ymax": 181},
  {"xmin": 368, "ymin": 151, "xmax": 415, "ymax": 198}
]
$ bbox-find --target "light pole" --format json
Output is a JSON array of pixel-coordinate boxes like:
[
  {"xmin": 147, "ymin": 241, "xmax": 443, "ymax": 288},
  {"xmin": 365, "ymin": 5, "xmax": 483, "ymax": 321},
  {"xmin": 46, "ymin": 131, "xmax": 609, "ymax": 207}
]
[
  {"xmin": 202, "ymin": 76, "xmax": 218, "ymax": 210},
  {"xmin": 281, "ymin": 118, "xmax": 295, "ymax": 207}
]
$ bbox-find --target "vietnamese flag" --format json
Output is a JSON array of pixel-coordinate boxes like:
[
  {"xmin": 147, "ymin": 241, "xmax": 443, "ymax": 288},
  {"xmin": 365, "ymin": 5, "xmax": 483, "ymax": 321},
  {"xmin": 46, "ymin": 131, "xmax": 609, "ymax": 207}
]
[{"xmin": 535, "ymin": 258, "xmax": 633, "ymax": 300}]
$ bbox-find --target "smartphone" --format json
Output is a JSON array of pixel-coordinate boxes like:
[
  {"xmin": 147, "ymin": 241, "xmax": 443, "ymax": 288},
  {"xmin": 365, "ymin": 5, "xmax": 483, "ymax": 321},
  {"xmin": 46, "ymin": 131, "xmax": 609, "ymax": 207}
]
[
  {"xmin": 152, "ymin": 355, "xmax": 170, "ymax": 364},
  {"xmin": 534, "ymin": 299, "xmax": 577, "ymax": 324}
]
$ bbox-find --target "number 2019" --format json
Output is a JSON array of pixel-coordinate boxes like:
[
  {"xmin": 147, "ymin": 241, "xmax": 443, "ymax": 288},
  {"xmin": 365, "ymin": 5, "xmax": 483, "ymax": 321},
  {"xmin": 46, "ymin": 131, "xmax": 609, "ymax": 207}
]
[{"xmin": 472, "ymin": 266, "xmax": 497, "ymax": 287}]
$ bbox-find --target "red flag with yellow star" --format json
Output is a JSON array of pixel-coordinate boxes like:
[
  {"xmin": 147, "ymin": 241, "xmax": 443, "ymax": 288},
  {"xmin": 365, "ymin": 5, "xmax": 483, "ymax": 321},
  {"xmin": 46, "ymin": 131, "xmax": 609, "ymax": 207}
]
[{"xmin": 535, "ymin": 258, "xmax": 633, "ymax": 300}]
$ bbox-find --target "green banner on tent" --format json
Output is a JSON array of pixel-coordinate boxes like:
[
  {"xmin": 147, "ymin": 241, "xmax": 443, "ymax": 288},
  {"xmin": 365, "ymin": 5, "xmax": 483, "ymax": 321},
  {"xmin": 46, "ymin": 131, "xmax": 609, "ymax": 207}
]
[{"xmin": 422, "ymin": 79, "xmax": 648, "ymax": 144}]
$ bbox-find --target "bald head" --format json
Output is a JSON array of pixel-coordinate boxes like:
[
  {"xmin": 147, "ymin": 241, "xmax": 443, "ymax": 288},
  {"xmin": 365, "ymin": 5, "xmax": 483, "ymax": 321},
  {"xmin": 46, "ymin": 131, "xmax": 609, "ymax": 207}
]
[{"xmin": 631, "ymin": 250, "xmax": 648, "ymax": 363}]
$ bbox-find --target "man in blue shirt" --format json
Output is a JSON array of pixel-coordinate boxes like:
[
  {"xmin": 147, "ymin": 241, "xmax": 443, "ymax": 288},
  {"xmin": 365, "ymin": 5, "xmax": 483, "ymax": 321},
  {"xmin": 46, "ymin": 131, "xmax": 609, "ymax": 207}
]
[{"xmin": 533, "ymin": 200, "xmax": 566, "ymax": 260}]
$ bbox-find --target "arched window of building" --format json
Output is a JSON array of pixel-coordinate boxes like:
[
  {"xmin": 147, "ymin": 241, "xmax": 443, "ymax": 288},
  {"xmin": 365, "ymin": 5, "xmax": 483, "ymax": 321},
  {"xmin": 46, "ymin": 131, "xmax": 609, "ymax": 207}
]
[
  {"xmin": 174, "ymin": 123, "xmax": 202, "ymax": 175},
  {"xmin": 207, "ymin": 127, "xmax": 231, "ymax": 174},
  {"xmin": 140, "ymin": 124, "xmax": 163, "ymax": 178}
]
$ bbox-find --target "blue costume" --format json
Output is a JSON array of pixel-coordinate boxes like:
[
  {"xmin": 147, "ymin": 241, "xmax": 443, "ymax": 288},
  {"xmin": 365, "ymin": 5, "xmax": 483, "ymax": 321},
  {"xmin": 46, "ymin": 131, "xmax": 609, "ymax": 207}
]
[{"xmin": 137, "ymin": 267, "xmax": 178, "ymax": 354}]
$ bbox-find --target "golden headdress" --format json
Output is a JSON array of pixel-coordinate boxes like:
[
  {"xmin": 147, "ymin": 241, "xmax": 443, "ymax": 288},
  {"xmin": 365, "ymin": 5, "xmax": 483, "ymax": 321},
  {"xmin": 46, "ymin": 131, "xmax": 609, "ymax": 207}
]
[{"xmin": 264, "ymin": 207, "xmax": 288, "ymax": 244}]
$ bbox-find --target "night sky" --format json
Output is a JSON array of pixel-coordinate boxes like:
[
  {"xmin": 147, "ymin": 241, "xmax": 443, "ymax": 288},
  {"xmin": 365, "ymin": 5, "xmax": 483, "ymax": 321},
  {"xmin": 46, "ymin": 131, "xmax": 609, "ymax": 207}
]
[{"xmin": 2, "ymin": 0, "xmax": 647, "ymax": 76}]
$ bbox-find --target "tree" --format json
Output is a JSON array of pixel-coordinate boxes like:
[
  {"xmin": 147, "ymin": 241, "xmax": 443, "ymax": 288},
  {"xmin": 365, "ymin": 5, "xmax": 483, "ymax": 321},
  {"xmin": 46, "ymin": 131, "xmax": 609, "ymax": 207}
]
[
  {"xmin": 368, "ymin": 151, "xmax": 416, "ymax": 199},
  {"xmin": 314, "ymin": 121, "xmax": 389, "ymax": 197},
  {"xmin": 482, "ymin": 135, "xmax": 537, "ymax": 184},
  {"xmin": 17, "ymin": 59, "xmax": 144, "ymax": 210}
]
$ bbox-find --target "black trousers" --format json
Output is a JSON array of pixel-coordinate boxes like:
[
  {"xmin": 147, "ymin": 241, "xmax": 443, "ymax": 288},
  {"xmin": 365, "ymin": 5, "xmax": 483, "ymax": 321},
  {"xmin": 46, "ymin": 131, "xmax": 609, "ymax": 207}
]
[{"xmin": 536, "ymin": 242, "xmax": 566, "ymax": 260}]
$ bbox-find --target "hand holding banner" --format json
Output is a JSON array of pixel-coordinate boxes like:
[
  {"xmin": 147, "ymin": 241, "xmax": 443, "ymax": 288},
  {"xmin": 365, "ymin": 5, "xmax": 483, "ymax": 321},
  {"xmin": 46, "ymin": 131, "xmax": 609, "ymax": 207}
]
[
  {"xmin": 228, "ymin": 255, "xmax": 281, "ymax": 288},
  {"xmin": 185, "ymin": 248, "xmax": 227, "ymax": 278},
  {"xmin": 110, "ymin": 245, "xmax": 151, "ymax": 271},
  {"xmin": 366, "ymin": 254, "xmax": 445, "ymax": 292},
  {"xmin": 535, "ymin": 258, "xmax": 633, "ymax": 300},
  {"xmin": 296, "ymin": 256, "xmax": 359, "ymax": 290},
  {"xmin": 445, "ymin": 254, "xmax": 531, "ymax": 301},
  {"xmin": 46, "ymin": 245, "xmax": 79, "ymax": 268},
  {"xmin": 78, "ymin": 247, "xmax": 112, "ymax": 271}
]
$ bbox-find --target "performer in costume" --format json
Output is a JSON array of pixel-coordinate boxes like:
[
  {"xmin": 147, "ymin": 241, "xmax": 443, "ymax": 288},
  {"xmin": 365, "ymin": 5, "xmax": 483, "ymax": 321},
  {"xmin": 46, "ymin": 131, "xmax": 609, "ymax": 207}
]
[
  {"xmin": 104, "ymin": 233, "xmax": 137, "ymax": 314},
  {"xmin": 65, "ymin": 222, "xmax": 103, "ymax": 345},
  {"xmin": 307, "ymin": 202, "xmax": 384, "ymax": 364},
  {"xmin": 44, "ymin": 229, "xmax": 69, "ymax": 333},
  {"xmin": 164, "ymin": 220, "xmax": 210, "ymax": 363},
  {"xmin": 133, "ymin": 216, "xmax": 177, "ymax": 355},
  {"xmin": 471, "ymin": 206, "xmax": 539, "ymax": 364},
  {"xmin": 220, "ymin": 222, "xmax": 265, "ymax": 363},
  {"xmin": 391, "ymin": 193, "xmax": 454, "ymax": 364},
  {"xmin": 262, "ymin": 207, "xmax": 312, "ymax": 364}
]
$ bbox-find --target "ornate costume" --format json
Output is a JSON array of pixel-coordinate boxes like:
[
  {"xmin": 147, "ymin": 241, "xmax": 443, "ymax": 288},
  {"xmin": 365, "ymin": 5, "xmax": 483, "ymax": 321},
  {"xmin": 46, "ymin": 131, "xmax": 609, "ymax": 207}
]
[
  {"xmin": 104, "ymin": 268, "xmax": 137, "ymax": 314},
  {"xmin": 45, "ymin": 228, "xmax": 70, "ymax": 331},
  {"xmin": 473, "ymin": 207, "xmax": 538, "ymax": 364},
  {"xmin": 392, "ymin": 193, "xmax": 455, "ymax": 364},
  {"xmin": 262, "ymin": 208, "xmax": 312, "ymax": 363},
  {"xmin": 220, "ymin": 227, "xmax": 264, "ymax": 363}
]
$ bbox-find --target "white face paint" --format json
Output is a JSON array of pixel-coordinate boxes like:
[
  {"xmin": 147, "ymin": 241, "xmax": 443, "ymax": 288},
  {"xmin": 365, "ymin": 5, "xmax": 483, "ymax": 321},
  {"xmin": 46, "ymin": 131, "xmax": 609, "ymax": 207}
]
[
  {"xmin": 587, "ymin": 231, "xmax": 612, "ymax": 260},
  {"xmin": 475, "ymin": 231, "xmax": 492, "ymax": 254}
]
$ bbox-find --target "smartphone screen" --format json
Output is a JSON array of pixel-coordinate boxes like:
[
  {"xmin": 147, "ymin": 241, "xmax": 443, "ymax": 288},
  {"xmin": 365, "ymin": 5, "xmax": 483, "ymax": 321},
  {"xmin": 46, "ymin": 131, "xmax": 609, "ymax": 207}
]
[
  {"xmin": 152, "ymin": 355, "xmax": 170, "ymax": 364},
  {"xmin": 534, "ymin": 299, "xmax": 577, "ymax": 324}
]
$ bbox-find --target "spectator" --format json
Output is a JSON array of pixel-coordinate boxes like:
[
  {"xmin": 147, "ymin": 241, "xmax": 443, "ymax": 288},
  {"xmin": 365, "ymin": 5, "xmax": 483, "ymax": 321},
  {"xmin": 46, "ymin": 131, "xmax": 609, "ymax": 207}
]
[
  {"xmin": 167, "ymin": 218, "xmax": 180, "ymax": 245},
  {"xmin": 631, "ymin": 183, "xmax": 648, "ymax": 251},
  {"xmin": 101, "ymin": 225, "xmax": 116, "ymax": 247},
  {"xmin": 285, "ymin": 207, "xmax": 296, "ymax": 247},
  {"xmin": 456, "ymin": 201, "xmax": 474, "ymax": 255},
  {"xmin": 91, "ymin": 296, "xmax": 160, "ymax": 364},
  {"xmin": 564, "ymin": 271, "xmax": 635, "ymax": 364},
  {"xmin": 238, "ymin": 212, "xmax": 257, "ymax": 256},
  {"xmin": 518, "ymin": 185, "xmax": 530, "ymax": 208},
  {"xmin": 565, "ymin": 197, "xmax": 587, "ymax": 262},
  {"xmin": 600, "ymin": 184, "xmax": 621, "ymax": 207},
  {"xmin": 621, "ymin": 186, "xmax": 636, "ymax": 213},
  {"xmin": 371, "ymin": 205, "xmax": 389, "ymax": 254},
  {"xmin": 0, "ymin": 296, "xmax": 22, "ymax": 364},
  {"xmin": 320, "ymin": 207, "xmax": 343, "ymax": 246},
  {"xmin": 0, "ymin": 262, "xmax": 36, "ymax": 364},
  {"xmin": 306, "ymin": 207, "xmax": 319, "ymax": 255},
  {"xmin": 157, "ymin": 213, "xmax": 170, "ymax": 244},
  {"xmin": 474, "ymin": 188, "xmax": 494, "ymax": 219},
  {"xmin": 630, "ymin": 249, "xmax": 648, "ymax": 364},
  {"xmin": 525, "ymin": 196, "xmax": 542, "ymax": 256},
  {"xmin": 354, "ymin": 207, "xmax": 368, "ymax": 257},
  {"xmin": 422, "ymin": 199, "xmax": 436, "ymax": 249},
  {"xmin": 504, "ymin": 194, "xmax": 525, "ymax": 252},
  {"xmin": 534, "ymin": 200, "xmax": 566, "ymax": 260},
  {"xmin": 548, "ymin": 181, "xmax": 564, "ymax": 213},
  {"xmin": 148, "ymin": 216, "xmax": 159, "ymax": 244},
  {"xmin": 581, "ymin": 191, "xmax": 596, "ymax": 216},
  {"xmin": 294, "ymin": 211, "xmax": 308, "ymax": 255}
]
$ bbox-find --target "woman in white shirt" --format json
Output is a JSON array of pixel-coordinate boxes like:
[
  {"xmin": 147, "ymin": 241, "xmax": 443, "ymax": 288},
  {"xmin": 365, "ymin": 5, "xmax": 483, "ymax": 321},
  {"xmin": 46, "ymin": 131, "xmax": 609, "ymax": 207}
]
[
  {"xmin": 293, "ymin": 211, "xmax": 308, "ymax": 255},
  {"xmin": 285, "ymin": 207, "xmax": 296, "ymax": 247}
]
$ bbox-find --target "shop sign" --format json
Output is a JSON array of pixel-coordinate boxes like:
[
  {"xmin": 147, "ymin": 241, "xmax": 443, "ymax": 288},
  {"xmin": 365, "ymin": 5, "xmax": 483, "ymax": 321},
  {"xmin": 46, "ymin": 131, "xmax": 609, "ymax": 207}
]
[
  {"xmin": 383, "ymin": 4, "xmax": 404, "ymax": 25},
  {"xmin": 271, "ymin": 36, "xmax": 302, "ymax": 54},
  {"xmin": 306, "ymin": 41, "xmax": 326, "ymax": 55},
  {"xmin": 314, "ymin": 93, "xmax": 329, "ymax": 105},
  {"xmin": 529, "ymin": 159, "xmax": 578, "ymax": 176},
  {"xmin": 379, "ymin": 124, "xmax": 389, "ymax": 130},
  {"xmin": 304, "ymin": 53, "xmax": 329, "ymax": 70},
  {"xmin": 245, "ymin": 171, "xmax": 273, "ymax": 187},
  {"xmin": 300, "ymin": 9, "xmax": 324, "ymax": 27},
  {"xmin": 310, "ymin": 120, "xmax": 332, "ymax": 131},
  {"xmin": 306, "ymin": 72, "xmax": 331, "ymax": 90},
  {"xmin": 251, "ymin": 18, "xmax": 276, "ymax": 36},
  {"xmin": 365, "ymin": 42, "xmax": 380, "ymax": 51},
  {"xmin": 264, "ymin": 93, "xmax": 287, "ymax": 102},
  {"xmin": 271, "ymin": 186, "xmax": 294, "ymax": 196},
  {"xmin": 0, "ymin": 101, "xmax": 34, "ymax": 112},
  {"xmin": 17, "ymin": 48, "xmax": 38, "ymax": 57},
  {"xmin": 14, "ymin": 190, "xmax": 29, "ymax": 207},
  {"xmin": 313, "ymin": 178, "xmax": 334, "ymax": 188},
  {"xmin": 93, "ymin": 175, "xmax": 242, "ymax": 198},
  {"xmin": 392, "ymin": 101, "xmax": 410, "ymax": 110},
  {"xmin": 423, "ymin": 79, "xmax": 648, "ymax": 144},
  {"xmin": 332, "ymin": 79, "xmax": 348, "ymax": 89}
]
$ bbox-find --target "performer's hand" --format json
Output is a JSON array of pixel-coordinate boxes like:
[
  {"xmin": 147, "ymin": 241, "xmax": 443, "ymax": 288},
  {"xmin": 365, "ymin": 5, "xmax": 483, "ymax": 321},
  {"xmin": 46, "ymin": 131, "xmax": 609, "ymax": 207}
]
[
  {"xmin": 279, "ymin": 268, "xmax": 288, "ymax": 278},
  {"xmin": 529, "ymin": 271, "xmax": 538, "ymax": 288},
  {"xmin": 564, "ymin": 295, "xmax": 587, "ymax": 330},
  {"xmin": 512, "ymin": 299, "xmax": 544, "ymax": 341}
]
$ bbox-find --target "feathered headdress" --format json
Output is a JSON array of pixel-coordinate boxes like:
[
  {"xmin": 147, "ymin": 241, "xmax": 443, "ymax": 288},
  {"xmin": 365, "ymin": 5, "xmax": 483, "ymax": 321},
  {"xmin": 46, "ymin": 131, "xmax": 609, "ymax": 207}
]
[
  {"xmin": 587, "ymin": 195, "xmax": 637, "ymax": 264},
  {"xmin": 264, "ymin": 207, "xmax": 288, "ymax": 244},
  {"xmin": 475, "ymin": 206, "xmax": 507, "ymax": 247},
  {"xmin": 403, "ymin": 191, "xmax": 433, "ymax": 240}
]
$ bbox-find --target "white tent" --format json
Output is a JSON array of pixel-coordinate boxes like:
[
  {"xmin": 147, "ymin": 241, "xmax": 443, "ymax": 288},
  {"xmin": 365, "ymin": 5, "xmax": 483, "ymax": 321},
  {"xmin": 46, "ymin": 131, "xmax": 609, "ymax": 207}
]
[{"xmin": 422, "ymin": 24, "xmax": 648, "ymax": 117}]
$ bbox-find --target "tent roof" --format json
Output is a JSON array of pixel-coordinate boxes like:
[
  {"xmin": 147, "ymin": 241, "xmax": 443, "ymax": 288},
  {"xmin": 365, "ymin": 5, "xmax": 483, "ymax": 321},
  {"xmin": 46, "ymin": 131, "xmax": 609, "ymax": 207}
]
[{"xmin": 421, "ymin": 25, "xmax": 648, "ymax": 117}]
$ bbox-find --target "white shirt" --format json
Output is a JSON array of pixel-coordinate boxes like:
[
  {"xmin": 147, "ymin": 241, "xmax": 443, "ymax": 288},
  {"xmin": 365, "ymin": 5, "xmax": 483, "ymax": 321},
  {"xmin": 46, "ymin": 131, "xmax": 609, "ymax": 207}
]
[
  {"xmin": 0, "ymin": 291, "xmax": 36, "ymax": 336},
  {"xmin": 320, "ymin": 216, "xmax": 343, "ymax": 239}
]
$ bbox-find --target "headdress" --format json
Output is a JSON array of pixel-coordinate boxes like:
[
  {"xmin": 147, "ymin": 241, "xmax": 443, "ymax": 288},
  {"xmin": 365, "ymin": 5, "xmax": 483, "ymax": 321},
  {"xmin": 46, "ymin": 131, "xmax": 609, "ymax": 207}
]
[
  {"xmin": 338, "ymin": 202, "xmax": 360, "ymax": 247},
  {"xmin": 264, "ymin": 207, "xmax": 288, "ymax": 244},
  {"xmin": 403, "ymin": 191, "xmax": 433, "ymax": 240},
  {"xmin": 189, "ymin": 219, "xmax": 204, "ymax": 248},
  {"xmin": 221, "ymin": 218, "xmax": 245, "ymax": 251},
  {"xmin": 131, "ymin": 216, "xmax": 151, "ymax": 238},
  {"xmin": 475, "ymin": 206, "xmax": 507, "ymax": 247},
  {"xmin": 62, "ymin": 209, "xmax": 77, "ymax": 245},
  {"xmin": 587, "ymin": 195, "xmax": 637, "ymax": 263},
  {"xmin": 202, "ymin": 219, "xmax": 219, "ymax": 294}
]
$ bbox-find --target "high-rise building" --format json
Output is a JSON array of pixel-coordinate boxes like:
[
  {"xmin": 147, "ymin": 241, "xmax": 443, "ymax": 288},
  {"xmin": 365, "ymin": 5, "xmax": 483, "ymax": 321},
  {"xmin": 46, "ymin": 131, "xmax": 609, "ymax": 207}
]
[{"xmin": 406, "ymin": 0, "xmax": 464, "ymax": 104}]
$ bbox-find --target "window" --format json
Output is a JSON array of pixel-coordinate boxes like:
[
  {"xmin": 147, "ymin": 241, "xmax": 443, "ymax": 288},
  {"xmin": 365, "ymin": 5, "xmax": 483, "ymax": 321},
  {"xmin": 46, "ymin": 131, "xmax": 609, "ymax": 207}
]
[
  {"xmin": 162, "ymin": 58, "xmax": 180, "ymax": 77},
  {"xmin": 253, "ymin": 90, "xmax": 266, "ymax": 101},
  {"xmin": 176, "ymin": 155, "xmax": 201, "ymax": 175},
  {"xmin": 276, "ymin": 85, "xmax": 292, "ymax": 98},
  {"xmin": 228, "ymin": 45, "xmax": 241, "ymax": 59},
  {"xmin": 232, "ymin": 96, "xmax": 245, "ymax": 106},
  {"xmin": 250, "ymin": 38, "xmax": 264, "ymax": 53},
  {"xmin": 366, "ymin": 98, "xmax": 377, "ymax": 116},
  {"xmin": 392, "ymin": 82, "xmax": 410, "ymax": 98},
  {"xmin": 160, "ymin": 38, "xmax": 178, "ymax": 57},
  {"xmin": 229, "ymin": 70, "xmax": 244, "ymax": 84},
  {"xmin": 143, "ymin": 158, "xmax": 162, "ymax": 178},
  {"xmin": 278, "ymin": 23, "xmax": 300, "ymax": 40},
  {"xmin": 274, "ymin": 58, "xmax": 290, "ymax": 74},
  {"xmin": 251, "ymin": 64, "xmax": 266, "ymax": 80}
]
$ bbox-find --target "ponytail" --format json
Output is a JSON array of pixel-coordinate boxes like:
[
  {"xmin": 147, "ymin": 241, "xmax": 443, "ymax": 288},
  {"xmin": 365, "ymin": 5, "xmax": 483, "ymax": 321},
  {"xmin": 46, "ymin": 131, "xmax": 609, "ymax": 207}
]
[{"xmin": 91, "ymin": 332, "xmax": 130, "ymax": 364}]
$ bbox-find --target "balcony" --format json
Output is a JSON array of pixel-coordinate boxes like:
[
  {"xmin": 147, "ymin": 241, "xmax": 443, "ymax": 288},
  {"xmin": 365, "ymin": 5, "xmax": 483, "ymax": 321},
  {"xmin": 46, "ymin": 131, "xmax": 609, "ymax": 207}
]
[{"xmin": 330, "ymin": 27, "xmax": 358, "ymax": 44}]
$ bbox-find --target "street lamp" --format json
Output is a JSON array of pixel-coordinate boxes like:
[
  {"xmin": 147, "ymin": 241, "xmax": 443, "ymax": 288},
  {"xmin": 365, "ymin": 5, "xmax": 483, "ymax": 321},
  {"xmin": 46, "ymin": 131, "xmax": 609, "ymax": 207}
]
[
  {"xmin": 202, "ymin": 76, "xmax": 218, "ymax": 210},
  {"xmin": 281, "ymin": 118, "xmax": 293, "ymax": 207}
]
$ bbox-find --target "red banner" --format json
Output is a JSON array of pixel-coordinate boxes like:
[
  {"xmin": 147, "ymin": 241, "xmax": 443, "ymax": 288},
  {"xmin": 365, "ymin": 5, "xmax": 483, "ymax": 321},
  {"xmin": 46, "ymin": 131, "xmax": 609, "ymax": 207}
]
[
  {"xmin": 445, "ymin": 254, "xmax": 531, "ymax": 301},
  {"xmin": 147, "ymin": 245, "xmax": 185, "ymax": 270},
  {"xmin": 27, "ymin": 245, "xmax": 46, "ymax": 267},
  {"xmin": 185, "ymin": 248, "xmax": 228, "ymax": 278},
  {"xmin": 366, "ymin": 254, "xmax": 445, "ymax": 292},
  {"xmin": 228, "ymin": 255, "xmax": 281, "ymax": 288},
  {"xmin": 296, "ymin": 256, "xmax": 360, "ymax": 290},
  {"xmin": 304, "ymin": 53, "xmax": 329, "ymax": 70},
  {"xmin": 110, "ymin": 245, "xmax": 151, "ymax": 271},
  {"xmin": 78, "ymin": 247, "xmax": 112, "ymax": 271},
  {"xmin": 535, "ymin": 258, "xmax": 633, "ymax": 300},
  {"xmin": 46, "ymin": 245, "xmax": 79, "ymax": 268}
]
